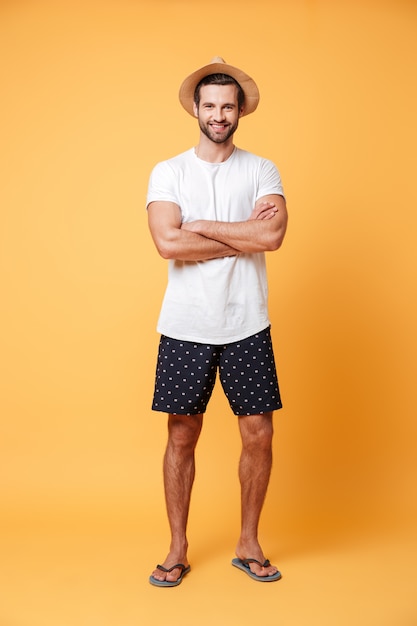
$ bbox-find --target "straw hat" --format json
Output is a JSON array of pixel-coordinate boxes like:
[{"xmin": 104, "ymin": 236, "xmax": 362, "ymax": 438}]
[{"xmin": 179, "ymin": 56, "xmax": 260, "ymax": 117}]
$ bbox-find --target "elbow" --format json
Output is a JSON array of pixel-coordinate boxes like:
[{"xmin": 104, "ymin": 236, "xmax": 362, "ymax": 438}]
[
  {"xmin": 267, "ymin": 220, "xmax": 288, "ymax": 251},
  {"xmin": 151, "ymin": 232, "xmax": 179, "ymax": 260},
  {"xmin": 157, "ymin": 243, "xmax": 175, "ymax": 260},
  {"xmin": 266, "ymin": 242, "xmax": 282, "ymax": 252},
  {"xmin": 267, "ymin": 242, "xmax": 281, "ymax": 252},
  {"xmin": 155, "ymin": 236, "xmax": 183, "ymax": 260},
  {"xmin": 265, "ymin": 230, "xmax": 285, "ymax": 252}
]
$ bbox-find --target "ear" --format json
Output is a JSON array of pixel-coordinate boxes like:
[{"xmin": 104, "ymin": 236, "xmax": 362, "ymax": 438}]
[
  {"xmin": 238, "ymin": 107, "xmax": 244, "ymax": 118},
  {"xmin": 193, "ymin": 102, "xmax": 198, "ymax": 117}
]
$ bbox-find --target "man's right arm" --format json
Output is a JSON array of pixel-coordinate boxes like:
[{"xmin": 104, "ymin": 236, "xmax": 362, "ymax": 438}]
[{"xmin": 147, "ymin": 201, "xmax": 239, "ymax": 261}]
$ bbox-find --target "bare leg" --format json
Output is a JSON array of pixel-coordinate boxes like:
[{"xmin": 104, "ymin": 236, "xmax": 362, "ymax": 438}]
[
  {"xmin": 150, "ymin": 413, "xmax": 203, "ymax": 583},
  {"xmin": 235, "ymin": 412, "xmax": 279, "ymax": 577}
]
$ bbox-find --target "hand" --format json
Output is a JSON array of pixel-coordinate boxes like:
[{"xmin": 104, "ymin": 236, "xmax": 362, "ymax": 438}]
[
  {"xmin": 181, "ymin": 220, "xmax": 201, "ymax": 232},
  {"xmin": 248, "ymin": 201, "xmax": 278, "ymax": 221}
]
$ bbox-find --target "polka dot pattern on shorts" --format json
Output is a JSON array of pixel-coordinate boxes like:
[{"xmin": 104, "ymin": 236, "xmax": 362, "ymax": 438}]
[{"xmin": 152, "ymin": 327, "xmax": 282, "ymax": 416}]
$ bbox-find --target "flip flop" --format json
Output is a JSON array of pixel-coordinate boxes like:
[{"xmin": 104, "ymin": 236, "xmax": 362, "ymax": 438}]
[
  {"xmin": 149, "ymin": 563, "xmax": 191, "ymax": 587},
  {"xmin": 231, "ymin": 557, "xmax": 282, "ymax": 582}
]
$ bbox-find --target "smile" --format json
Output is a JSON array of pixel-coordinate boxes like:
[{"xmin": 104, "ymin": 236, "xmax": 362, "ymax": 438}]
[{"xmin": 210, "ymin": 124, "xmax": 229, "ymax": 131}]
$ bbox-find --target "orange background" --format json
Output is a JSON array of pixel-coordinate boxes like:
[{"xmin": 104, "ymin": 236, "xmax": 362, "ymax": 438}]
[{"xmin": 1, "ymin": 1, "xmax": 416, "ymax": 624}]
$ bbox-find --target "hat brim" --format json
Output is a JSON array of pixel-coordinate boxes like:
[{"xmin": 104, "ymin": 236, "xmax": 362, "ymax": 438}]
[{"xmin": 179, "ymin": 61, "xmax": 259, "ymax": 117}]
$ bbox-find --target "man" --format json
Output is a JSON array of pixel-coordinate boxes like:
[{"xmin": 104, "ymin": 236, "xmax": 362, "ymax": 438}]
[{"xmin": 147, "ymin": 57, "xmax": 288, "ymax": 586}]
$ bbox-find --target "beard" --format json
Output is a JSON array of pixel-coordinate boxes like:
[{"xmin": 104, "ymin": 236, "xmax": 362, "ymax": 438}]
[{"xmin": 198, "ymin": 118, "xmax": 239, "ymax": 144}]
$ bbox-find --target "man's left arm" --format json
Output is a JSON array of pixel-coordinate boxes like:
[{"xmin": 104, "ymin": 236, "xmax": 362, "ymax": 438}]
[{"xmin": 181, "ymin": 194, "xmax": 288, "ymax": 253}]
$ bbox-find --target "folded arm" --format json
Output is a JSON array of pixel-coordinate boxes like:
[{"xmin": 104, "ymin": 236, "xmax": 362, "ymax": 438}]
[
  {"xmin": 148, "ymin": 194, "xmax": 287, "ymax": 261},
  {"xmin": 148, "ymin": 201, "xmax": 239, "ymax": 261},
  {"xmin": 182, "ymin": 194, "xmax": 288, "ymax": 253}
]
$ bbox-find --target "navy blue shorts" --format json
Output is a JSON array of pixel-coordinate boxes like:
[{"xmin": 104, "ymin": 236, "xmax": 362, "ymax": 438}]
[{"xmin": 152, "ymin": 327, "xmax": 282, "ymax": 416}]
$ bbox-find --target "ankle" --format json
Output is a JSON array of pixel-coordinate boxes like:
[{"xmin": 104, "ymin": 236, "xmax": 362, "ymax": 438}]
[
  {"xmin": 238, "ymin": 531, "xmax": 259, "ymax": 547},
  {"xmin": 236, "ymin": 536, "xmax": 262, "ymax": 557},
  {"xmin": 169, "ymin": 537, "xmax": 189, "ymax": 555}
]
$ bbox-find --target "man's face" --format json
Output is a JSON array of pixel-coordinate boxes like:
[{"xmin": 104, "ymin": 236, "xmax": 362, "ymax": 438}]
[{"xmin": 193, "ymin": 84, "xmax": 243, "ymax": 144}]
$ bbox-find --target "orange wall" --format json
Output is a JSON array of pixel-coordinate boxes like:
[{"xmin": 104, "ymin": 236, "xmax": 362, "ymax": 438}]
[{"xmin": 1, "ymin": 0, "xmax": 416, "ymax": 532}]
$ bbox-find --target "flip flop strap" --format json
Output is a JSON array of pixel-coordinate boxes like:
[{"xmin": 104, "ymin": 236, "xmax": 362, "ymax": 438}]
[
  {"xmin": 155, "ymin": 563, "xmax": 187, "ymax": 573},
  {"xmin": 242, "ymin": 558, "xmax": 271, "ymax": 568}
]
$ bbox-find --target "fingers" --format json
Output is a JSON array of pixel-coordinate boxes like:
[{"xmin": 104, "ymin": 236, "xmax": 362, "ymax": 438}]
[{"xmin": 250, "ymin": 201, "xmax": 278, "ymax": 220}]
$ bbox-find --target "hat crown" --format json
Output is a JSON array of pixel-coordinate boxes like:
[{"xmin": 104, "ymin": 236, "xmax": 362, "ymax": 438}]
[{"xmin": 210, "ymin": 56, "xmax": 226, "ymax": 64}]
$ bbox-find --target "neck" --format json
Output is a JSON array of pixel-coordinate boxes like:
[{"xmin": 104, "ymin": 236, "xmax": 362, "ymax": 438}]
[{"xmin": 195, "ymin": 135, "xmax": 235, "ymax": 163}]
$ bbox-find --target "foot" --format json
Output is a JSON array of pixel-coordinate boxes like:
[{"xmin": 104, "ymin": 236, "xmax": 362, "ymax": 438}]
[
  {"xmin": 236, "ymin": 539, "xmax": 279, "ymax": 578},
  {"xmin": 150, "ymin": 553, "xmax": 190, "ymax": 585}
]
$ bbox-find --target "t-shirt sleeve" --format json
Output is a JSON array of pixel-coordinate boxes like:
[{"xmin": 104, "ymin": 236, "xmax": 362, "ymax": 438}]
[
  {"xmin": 146, "ymin": 161, "xmax": 179, "ymax": 208},
  {"xmin": 256, "ymin": 158, "xmax": 285, "ymax": 200}
]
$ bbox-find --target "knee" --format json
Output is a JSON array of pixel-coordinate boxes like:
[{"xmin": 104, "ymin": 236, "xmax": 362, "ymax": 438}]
[
  {"xmin": 168, "ymin": 414, "xmax": 202, "ymax": 451},
  {"xmin": 240, "ymin": 414, "xmax": 274, "ymax": 451}
]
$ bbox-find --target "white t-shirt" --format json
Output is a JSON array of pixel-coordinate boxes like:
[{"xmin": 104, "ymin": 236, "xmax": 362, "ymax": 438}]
[{"xmin": 146, "ymin": 147, "xmax": 284, "ymax": 344}]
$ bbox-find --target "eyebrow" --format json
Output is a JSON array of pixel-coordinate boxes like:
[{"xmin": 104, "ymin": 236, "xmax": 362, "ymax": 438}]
[{"xmin": 201, "ymin": 101, "xmax": 236, "ymax": 107}]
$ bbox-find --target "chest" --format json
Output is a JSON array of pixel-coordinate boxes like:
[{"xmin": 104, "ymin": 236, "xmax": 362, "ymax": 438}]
[{"xmin": 178, "ymin": 163, "xmax": 258, "ymax": 222}]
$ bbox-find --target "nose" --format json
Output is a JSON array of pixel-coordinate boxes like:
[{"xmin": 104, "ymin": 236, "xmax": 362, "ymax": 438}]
[{"xmin": 213, "ymin": 106, "xmax": 226, "ymax": 121}]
